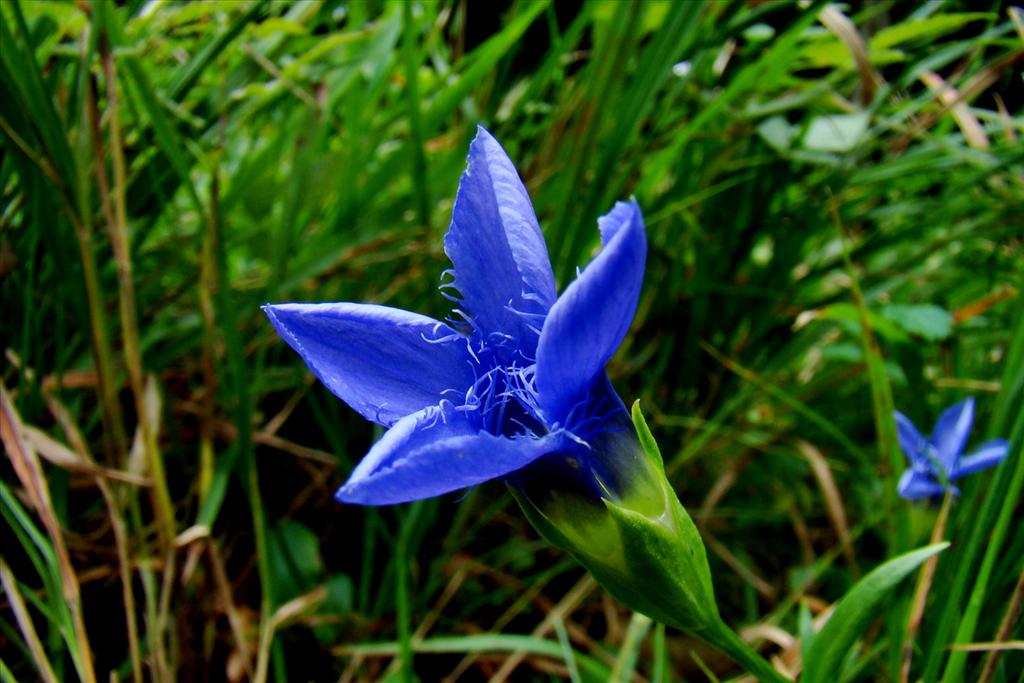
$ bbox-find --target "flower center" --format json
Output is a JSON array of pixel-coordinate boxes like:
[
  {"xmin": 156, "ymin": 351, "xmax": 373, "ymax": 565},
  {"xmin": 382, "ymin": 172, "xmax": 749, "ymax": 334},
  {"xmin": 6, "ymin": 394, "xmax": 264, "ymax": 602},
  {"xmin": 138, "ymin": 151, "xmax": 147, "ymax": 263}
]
[{"xmin": 455, "ymin": 347, "xmax": 545, "ymax": 438}]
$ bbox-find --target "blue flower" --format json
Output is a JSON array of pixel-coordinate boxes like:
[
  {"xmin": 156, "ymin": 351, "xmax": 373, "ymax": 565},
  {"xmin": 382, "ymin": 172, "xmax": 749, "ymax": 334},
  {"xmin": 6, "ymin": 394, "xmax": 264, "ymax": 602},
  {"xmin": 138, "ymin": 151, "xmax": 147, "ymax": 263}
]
[
  {"xmin": 264, "ymin": 126, "xmax": 646, "ymax": 506},
  {"xmin": 895, "ymin": 397, "xmax": 1009, "ymax": 500}
]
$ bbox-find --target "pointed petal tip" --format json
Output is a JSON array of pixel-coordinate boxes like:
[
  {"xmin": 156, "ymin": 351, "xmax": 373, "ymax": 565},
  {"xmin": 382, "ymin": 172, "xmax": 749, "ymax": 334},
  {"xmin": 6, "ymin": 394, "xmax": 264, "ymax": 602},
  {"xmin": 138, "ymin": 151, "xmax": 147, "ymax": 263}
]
[
  {"xmin": 333, "ymin": 485, "xmax": 350, "ymax": 505},
  {"xmin": 446, "ymin": 123, "xmax": 556, "ymax": 340},
  {"xmin": 467, "ymin": 124, "xmax": 501, "ymax": 159},
  {"xmin": 597, "ymin": 199, "xmax": 645, "ymax": 246},
  {"xmin": 334, "ymin": 482, "xmax": 376, "ymax": 506},
  {"xmin": 474, "ymin": 123, "xmax": 495, "ymax": 140},
  {"xmin": 262, "ymin": 301, "xmax": 304, "ymax": 326}
]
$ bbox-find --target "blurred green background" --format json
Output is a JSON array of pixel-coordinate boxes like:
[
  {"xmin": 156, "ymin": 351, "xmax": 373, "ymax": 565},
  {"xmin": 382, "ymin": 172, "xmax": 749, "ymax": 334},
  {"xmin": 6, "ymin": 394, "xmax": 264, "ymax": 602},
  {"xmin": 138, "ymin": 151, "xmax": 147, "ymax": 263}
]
[{"xmin": 1, "ymin": 1, "xmax": 1021, "ymax": 681}]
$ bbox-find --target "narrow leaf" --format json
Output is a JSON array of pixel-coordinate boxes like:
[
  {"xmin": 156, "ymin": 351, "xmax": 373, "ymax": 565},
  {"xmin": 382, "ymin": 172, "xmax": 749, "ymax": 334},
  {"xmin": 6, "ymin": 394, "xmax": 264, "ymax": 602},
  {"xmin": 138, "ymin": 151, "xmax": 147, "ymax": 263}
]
[{"xmin": 803, "ymin": 543, "xmax": 949, "ymax": 683}]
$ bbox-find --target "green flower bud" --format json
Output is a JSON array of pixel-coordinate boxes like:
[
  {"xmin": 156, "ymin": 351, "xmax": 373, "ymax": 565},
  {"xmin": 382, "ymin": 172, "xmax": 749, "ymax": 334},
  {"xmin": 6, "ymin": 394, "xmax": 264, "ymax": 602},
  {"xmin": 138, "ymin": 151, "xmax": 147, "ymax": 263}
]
[{"xmin": 510, "ymin": 400, "xmax": 719, "ymax": 636}]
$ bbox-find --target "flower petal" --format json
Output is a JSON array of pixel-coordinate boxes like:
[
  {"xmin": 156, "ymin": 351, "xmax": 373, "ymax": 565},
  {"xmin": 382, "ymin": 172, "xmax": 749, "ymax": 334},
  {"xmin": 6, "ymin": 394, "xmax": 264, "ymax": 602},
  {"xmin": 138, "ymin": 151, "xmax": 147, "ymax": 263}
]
[
  {"xmin": 263, "ymin": 302, "xmax": 474, "ymax": 427},
  {"xmin": 895, "ymin": 411, "xmax": 927, "ymax": 464},
  {"xmin": 952, "ymin": 439, "xmax": 1009, "ymax": 479},
  {"xmin": 897, "ymin": 469, "xmax": 948, "ymax": 501},
  {"xmin": 444, "ymin": 126, "xmax": 556, "ymax": 348},
  {"xmin": 336, "ymin": 402, "xmax": 568, "ymax": 505},
  {"xmin": 931, "ymin": 397, "xmax": 975, "ymax": 471},
  {"xmin": 535, "ymin": 200, "xmax": 646, "ymax": 425}
]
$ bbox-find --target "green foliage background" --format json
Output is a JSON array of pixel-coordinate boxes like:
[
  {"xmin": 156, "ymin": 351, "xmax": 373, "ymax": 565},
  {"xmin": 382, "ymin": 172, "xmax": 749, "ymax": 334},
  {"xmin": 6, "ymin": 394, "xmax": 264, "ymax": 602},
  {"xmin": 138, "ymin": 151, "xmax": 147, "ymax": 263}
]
[{"xmin": 1, "ymin": 1, "xmax": 1021, "ymax": 681}]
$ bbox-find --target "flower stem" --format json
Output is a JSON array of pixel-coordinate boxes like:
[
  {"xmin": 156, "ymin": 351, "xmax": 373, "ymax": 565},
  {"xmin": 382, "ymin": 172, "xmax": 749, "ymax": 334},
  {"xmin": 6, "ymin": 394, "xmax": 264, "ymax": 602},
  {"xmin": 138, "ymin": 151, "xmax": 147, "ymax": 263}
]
[
  {"xmin": 704, "ymin": 617, "xmax": 790, "ymax": 683},
  {"xmin": 900, "ymin": 490, "xmax": 953, "ymax": 682}
]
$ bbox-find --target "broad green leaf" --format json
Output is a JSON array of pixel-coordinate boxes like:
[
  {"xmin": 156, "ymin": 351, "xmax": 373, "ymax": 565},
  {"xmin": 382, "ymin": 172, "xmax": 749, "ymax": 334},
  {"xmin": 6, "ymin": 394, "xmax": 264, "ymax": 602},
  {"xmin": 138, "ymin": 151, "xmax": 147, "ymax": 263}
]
[
  {"xmin": 322, "ymin": 573, "xmax": 353, "ymax": 615},
  {"xmin": 757, "ymin": 115, "xmax": 798, "ymax": 152},
  {"xmin": 803, "ymin": 543, "xmax": 949, "ymax": 683},
  {"xmin": 803, "ymin": 113, "xmax": 870, "ymax": 153},
  {"xmin": 268, "ymin": 520, "xmax": 325, "ymax": 603},
  {"xmin": 813, "ymin": 303, "xmax": 910, "ymax": 343},
  {"xmin": 880, "ymin": 304, "xmax": 953, "ymax": 341}
]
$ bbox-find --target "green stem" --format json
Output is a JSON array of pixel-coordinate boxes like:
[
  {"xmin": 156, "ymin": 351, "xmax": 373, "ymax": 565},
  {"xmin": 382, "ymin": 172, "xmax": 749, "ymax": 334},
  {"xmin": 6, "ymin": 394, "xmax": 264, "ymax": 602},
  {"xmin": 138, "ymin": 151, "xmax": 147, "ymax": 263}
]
[
  {"xmin": 900, "ymin": 490, "xmax": 953, "ymax": 682},
  {"xmin": 704, "ymin": 617, "xmax": 790, "ymax": 683}
]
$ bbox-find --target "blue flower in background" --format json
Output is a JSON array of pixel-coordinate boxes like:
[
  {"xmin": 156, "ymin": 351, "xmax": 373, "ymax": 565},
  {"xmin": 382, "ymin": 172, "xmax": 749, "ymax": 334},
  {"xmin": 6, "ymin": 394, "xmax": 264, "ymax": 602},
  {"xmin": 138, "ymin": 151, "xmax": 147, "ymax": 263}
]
[
  {"xmin": 895, "ymin": 397, "xmax": 1009, "ymax": 500},
  {"xmin": 264, "ymin": 126, "xmax": 646, "ymax": 505}
]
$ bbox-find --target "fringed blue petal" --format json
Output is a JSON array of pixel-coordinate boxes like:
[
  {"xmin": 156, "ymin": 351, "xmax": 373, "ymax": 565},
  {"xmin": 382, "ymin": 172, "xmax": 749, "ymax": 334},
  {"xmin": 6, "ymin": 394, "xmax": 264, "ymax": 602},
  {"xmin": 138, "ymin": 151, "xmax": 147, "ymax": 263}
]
[
  {"xmin": 535, "ymin": 200, "xmax": 646, "ymax": 425},
  {"xmin": 444, "ymin": 126, "xmax": 556, "ymax": 351},
  {"xmin": 263, "ymin": 303, "xmax": 474, "ymax": 427},
  {"xmin": 336, "ymin": 402, "xmax": 569, "ymax": 505}
]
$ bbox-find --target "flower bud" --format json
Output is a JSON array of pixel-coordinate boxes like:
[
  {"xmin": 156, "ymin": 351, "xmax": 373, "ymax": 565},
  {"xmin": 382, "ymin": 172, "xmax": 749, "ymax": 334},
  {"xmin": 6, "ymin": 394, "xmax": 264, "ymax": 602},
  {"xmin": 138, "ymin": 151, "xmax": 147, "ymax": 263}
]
[{"xmin": 510, "ymin": 401, "xmax": 719, "ymax": 635}]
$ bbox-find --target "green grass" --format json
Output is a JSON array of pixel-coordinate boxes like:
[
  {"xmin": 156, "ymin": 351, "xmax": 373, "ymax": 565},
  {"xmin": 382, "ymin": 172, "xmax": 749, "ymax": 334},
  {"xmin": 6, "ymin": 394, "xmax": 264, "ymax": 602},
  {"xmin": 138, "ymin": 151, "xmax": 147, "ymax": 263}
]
[{"xmin": 1, "ymin": 1, "xmax": 1022, "ymax": 681}]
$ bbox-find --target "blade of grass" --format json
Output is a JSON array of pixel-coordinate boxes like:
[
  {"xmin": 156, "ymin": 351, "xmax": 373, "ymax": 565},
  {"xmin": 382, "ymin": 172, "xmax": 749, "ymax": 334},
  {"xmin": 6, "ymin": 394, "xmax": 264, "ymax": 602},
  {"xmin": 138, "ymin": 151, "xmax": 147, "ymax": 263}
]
[
  {"xmin": 485, "ymin": 574, "xmax": 597, "ymax": 681},
  {"xmin": 900, "ymin": 492, "xmax": 953, "ymax": 683},
  {"xmin": 1, "ymin": 3, "xmax": 77, "ymax": 187},
  {"xmin": 546, "ymin": 0, "xmax": 638, "ymax": 281},
  {"xmin": 422, "ymin": 0, "xmax": 550, "ymax": 132},
  {"xmin": 939, "ymin": 319, "xmax": 1024, "ymax": 682},
  {"xmin": 94, "ymin": 2, "xmax": 176, "ymax": 553},
  {"xmin": 700, "ymin": 340, "xmax": 869, "ymax": 466},
  {"xmin": 0, "ymin": 384, "xmax": 95, "ymax": 683},
  {"xmin": 977, "ymin": 562, "xmax": 1024, "ymax": 683},
  {"xmin": 831, "ymin": 193, "xmax": 912, "ymax": 680},
  {"xmin": 339, "ymin": 634, "xmax": 611, "ymax": 682},
  {"xmin": 830, "ymin": 198, "xmax": 903, "ymax": 510},
  {"xmin": 610, "ymin": 612, "xmax": 653, "ymax": 683},
  {"xmin": 921, "ymin": 302, "xmax": 1024, "ymax": 682},
  {"xmin": 636, "ymin": 0, "xmax": 828, "ymax": 199},
  {"xmin": 556, "ymin": 0, "xmax": 705, "ymax": 278},
  {"xmin": 0, "ymin": 559, "xmax": 59, "ymax": 683},
  {"xmin": 1, "ymin": 6, "xmax": 127, "ymax": 461},
  {"xmin": 402, "ymin": 0, "xmax": 429, "ymax": 227},
  {"xmin": 165, "ymin": 0, "xmax": 269, "ymax": 100},
  {"xmin": 552, "ymin": 616, "xmax": 583, "ymax": 683},
  {"xmin": 396, "ymin": 502, "xmax": 423, "ymax": 683}
]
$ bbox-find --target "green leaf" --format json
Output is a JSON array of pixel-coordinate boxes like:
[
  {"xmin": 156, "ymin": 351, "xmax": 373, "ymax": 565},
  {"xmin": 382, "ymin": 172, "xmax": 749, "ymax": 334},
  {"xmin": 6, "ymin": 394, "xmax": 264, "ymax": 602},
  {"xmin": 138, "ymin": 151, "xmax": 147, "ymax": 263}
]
[
  {"xmin": 814, "ymin": 303, "xmax": 910, "ymax": 343},
  {"xmin": 757, "ymin": 115, "xmax": 798, "ymax": 152},
  {"xmin": 803, "ymin": 543, "xmax": 949, "ymax": 683},
  {"xmin": 268, "ymin": 520, "xmax": 325, "ymax": 603},
  {"xmin": 871, "ymin": 13, "xmax": 992, "ymax": 50},
  {"xmin": 880, "ymin": 304, "xmax": 954, "ymax": 341},
  {"xmin": 323, "ymin": 573, "xmax": 353, "ymax": 615},
  {"xmin": 803, "ymin": 113, "xmax": 870, "ymax": 153}
]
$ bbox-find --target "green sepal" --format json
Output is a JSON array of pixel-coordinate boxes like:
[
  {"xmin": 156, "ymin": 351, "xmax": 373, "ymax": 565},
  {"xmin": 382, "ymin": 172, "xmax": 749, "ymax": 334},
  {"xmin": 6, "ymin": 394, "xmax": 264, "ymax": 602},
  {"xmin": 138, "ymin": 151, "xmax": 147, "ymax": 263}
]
[
  {"xmin": 631, "ymin": 399, "xmax": 667, "ymax": 474},
  {"xmin": 599, "ymin": 491, "xmax": 719, "ymax": 633}
]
